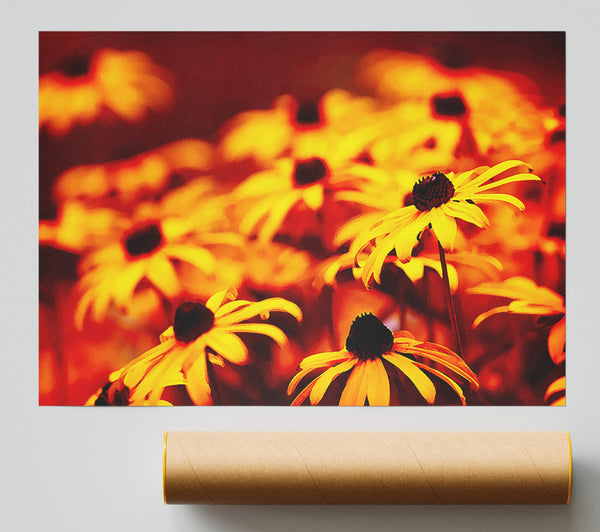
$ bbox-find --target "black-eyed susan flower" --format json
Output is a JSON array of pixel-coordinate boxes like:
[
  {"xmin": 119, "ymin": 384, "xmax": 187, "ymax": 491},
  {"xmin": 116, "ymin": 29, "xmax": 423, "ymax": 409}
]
[
  {"xmin": 53, "ymin": 139, "xmax": 215, "ymax": 207},
  {"xmin": 74, "ymin": 201, "xmax": 240, "ymax": 328},
  {"xmin": 356, "ymin": 50, "xmax": 548, "ymax": 161},
  {"xmin": 468, "ymin": 276, "xmax": 565, "ymax": 364},
  {"xmin": 39, "ymin": 200, "xmax": 128, "ymax": 254},
  {"xmin": 232, "ymin": 151, "xmax": 390, "ymax": 246},
  {"xmin": 288, "ymin": 312, "xmax": 478, "ymax": 406},
  {"xmin": 219, "ymin": 89, "xmax": 380, "ymax": 165},
  {"xmin": 353, "ymin": 160, "xmax": 541, "ymax": 286},
  {"xmin": 544, "ymin": 376, "xmax": 565, "ymax": 406},
  {"xmin": 103, "ymin": 288, "xmax": 302, "ymax": 405},
  {"xmin": 39, "ymin": 48, "xmax": 174, "ymax": 135}
]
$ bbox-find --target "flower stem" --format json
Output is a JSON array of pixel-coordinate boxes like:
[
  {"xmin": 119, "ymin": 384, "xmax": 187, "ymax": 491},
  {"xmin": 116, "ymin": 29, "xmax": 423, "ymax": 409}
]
[
  {"xmin": 206, "ymin": 359, "xmax": 223, "ymax": 405},
  {"xmin": 437, "ymin": 240, "xmax": 464, "ymax": 359}
]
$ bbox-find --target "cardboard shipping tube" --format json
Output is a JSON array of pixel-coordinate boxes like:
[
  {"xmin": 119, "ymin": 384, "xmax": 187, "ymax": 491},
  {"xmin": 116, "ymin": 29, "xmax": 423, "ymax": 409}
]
[{"xmin": 163, "ymin": 431, "xmax": 572, "ymax": 505}]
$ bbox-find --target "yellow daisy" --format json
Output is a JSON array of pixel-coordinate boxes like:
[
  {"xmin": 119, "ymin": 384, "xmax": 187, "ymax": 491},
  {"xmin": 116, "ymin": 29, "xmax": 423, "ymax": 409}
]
[
  {"xmin": 74, "ymin": 206, "xmax": 240, "ymax": 329},
  {"xmin": 39, "ymin": 48, "xmax": 174, "ymax": 136},
  {"xmin": 53, "ymin": 139, "xmax": 215, "ymax": 207},
  {"xmin": 39, "ymin": 200, "xmax": 128, "ymax": 254},
  {"xmin": 467, "ymin": 276, "xmax": 565, "ymax": 365},
  {"xmin": 356, "ymin": 49, "xmax": 549, "ymax": 161},
  {"xmin": 104, "ymin": 288, "xmax": 302, "ymax": 405},
  {"xmin": 358, "ymin": 99, "xmax": 465, "ymax": 175},
  {"xmin": 288, "ymin": 312, "xmax": 478, "ymax": 406},
  {"xmin": 353, "ymin": 160, "xmax": 541, "ymax": 286},
  {"xmin": 233, "ymin": 153, "xmax": 389, "ymax": 246},
  {"xmin": 219, "ymin": 89, "xmax": 379, "ymax": 165}
]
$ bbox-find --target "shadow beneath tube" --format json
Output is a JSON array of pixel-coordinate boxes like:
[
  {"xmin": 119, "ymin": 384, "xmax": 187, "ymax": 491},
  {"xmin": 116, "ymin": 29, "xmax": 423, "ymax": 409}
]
[
  {"xmin": 172, "ymin": 457, "xmax": 597, "ymax": 532},
  {"xmin": 182, "ymin": 503, "xmax": 572, "ymax": 532}
]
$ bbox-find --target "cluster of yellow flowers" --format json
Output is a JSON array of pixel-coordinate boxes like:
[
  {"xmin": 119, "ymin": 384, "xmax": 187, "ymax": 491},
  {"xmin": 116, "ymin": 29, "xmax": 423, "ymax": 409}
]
[{"xmin": 39, "ymin": 46, "xmax": 565, "ymax": 406}]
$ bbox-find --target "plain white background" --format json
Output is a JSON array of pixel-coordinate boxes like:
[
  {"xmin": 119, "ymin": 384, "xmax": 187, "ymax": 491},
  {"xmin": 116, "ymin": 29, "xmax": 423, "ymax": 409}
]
[{"xmin": 3, "ymin": 1, "xmax": 599, "ymax": 530}]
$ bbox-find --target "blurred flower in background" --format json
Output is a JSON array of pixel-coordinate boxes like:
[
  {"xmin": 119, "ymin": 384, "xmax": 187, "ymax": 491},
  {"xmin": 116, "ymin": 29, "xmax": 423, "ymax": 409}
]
[
  {"xmin": 39, "ymin": 48, "xmax": 174, "ymax": 135},
  {"xmin": 52, "ymin": 138, "xmax": 215, "ymax": 207}
]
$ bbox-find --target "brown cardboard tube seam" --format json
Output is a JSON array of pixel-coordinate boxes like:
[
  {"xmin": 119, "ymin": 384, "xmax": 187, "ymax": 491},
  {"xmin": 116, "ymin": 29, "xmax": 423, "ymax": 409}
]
[{"xmin": 163, "ymin": 431, "xmax": 572, "ymax": 505}]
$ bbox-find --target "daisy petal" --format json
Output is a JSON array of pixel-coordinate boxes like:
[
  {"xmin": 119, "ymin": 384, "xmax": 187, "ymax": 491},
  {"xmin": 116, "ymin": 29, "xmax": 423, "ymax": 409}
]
[
  {"xmin": 335, "ymin": 212, "xmax": 382, "ymax": 247},
  {"xmin": 91, "ymin": 282, "xmax": 114, "ymax": 323},
  {"xmin": 206, "ymin": 287, "xmax": 238, "ymax": 312},
  {"xmin": 475, "ymin": 173, "xmax": 541, "ymax": 193},
  {"xmin": 217, "ymin": 298, "xmax": 302, "ymax": 325},
  {"xmin": 339, "ymin": 361, "xmax": 368, "ymax": 406},
  {"xmin": 472, "ymin": 306, "xmax": 512, "ymax": 328},
  {"xmin": 160, "ymin": 326, "xmax": 175, "ymax": 343},
  {"xmin": 429, "ymin": 207, "xmax": 457, "ymax": 250},
  {"xmin": 383, "ymin": 353, "xmax": 436, "ymax": 404},
  {"xmin": 120, "ymin": 341, "xmax": 176, "ymax": 388},
  {"xmin": 412, "ymin": 361, "xmax": 466, "ymax": 405},
  {"xmin": 205, "ymin": 330, "xmax": 249, "ymax": 364},
  {"xmin": 393, "ymin": 211, "xmax": 430, "ymax": 263},
  {"xmin": 239, "ymin": 196, "xmax": 277, "ymax": 236},
  {"xmin": 361, "ymin": 224, "xmax": 405, "ymax": 286},
  {"xmin": 309, "ymin": 360, "xmax": 357, "ymax": 405},
  {"xmin": 219, "ymin": 323, "xmax": 288, "ymax": 348},
  {"xmin": 442, "ymin": 201, "xmax": 489, "ymax": 228},
  {"xmin": 402, "ymin": 344, "xmax": 479, "ymax": 388},
  {"xmin": 111, "ymin": 261, "xmax": 146, "ymax": 307},
  {"xmin": 290, "ymin": 378, "xmax": 318, "ymax": 406},
  {"xmin": 146, "ymin": 255, "xmax": 181, "ymax": 298},
  {"xmin": 258, "ymin": 192, "xmax": 301, "ymax": 243},
  {"xmin": 74, "ymin": 287, "xmax": 95, "ymax": 330},
  {"xmin": 460, "ymin": 160, "xmax": 531, "ymax": 190},
  {"xmin": 469, "ymin": 193, "xmax": 525, "ymax": 211},
  {"xmin": 287, "ymin": 367, "xmax": 317, "ymax": 396},
  {"xmin": 215, "ymin": 301, "xmax": 251, "ymax": 318},
  {"xmin": 451, "ymin": 166, "xmax": 489, "ymax": 188},
  {"xmin": 548, "ymin": 317, "xmax": 566, "ymax": 365},
  {"xmin": 182, "ymin": 345, "xmax": 212, "ymax": 405},
  {"xmin": 166, "ymin": 245, "xmax": 217, "ymax": 274},
  {"xmin": 365, "ymin": 358, "xmax": 390, "ymax": 406},
  {"xmin": 131, "ymin": 347, "xmax": 183, "ymax": 404},
  {"xmin": 299, "ymin": 350, "xmax": 352, "ymax": 370}
]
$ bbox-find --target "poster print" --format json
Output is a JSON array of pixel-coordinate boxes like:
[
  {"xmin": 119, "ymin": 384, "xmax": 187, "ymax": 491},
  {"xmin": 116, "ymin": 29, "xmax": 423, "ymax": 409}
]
[{"xmin": 39, "ymin": 32, "xmax": 565, "ymax": 406}]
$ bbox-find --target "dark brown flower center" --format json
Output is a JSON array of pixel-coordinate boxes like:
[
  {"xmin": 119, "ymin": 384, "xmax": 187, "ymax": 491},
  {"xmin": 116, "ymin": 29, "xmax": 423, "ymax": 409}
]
[
  {"xmin": 295, "ymin": 100, "xmax": 322, "ymax": 126},
  {"xmin": 123, "ymin": 223, "xmax": 163, "ymax": 257},
  {"xmin": 59, "ymin": 54, "xmax": 92, "ymax": 78},
  {"xmin": 549, "ymin": 130, "xmax": 565, "ymax": 145},
  {"xmin": 432, "ymin": 94, "xmax": 467, "ymax": 118},
  {"xmin": 412, "ymin": 171, "xmax": 455, "ymax": 211},
  {"xmin": 345, "ymin": 313, "xmax": 394, "ymax": 360},
  {"xmin": 94, "ymin": 381, "xmax": 130, "ymax": 406},
  {"xmin": 293, "ymin": 158, "xmax": 328, "ymax": 186},
  {"xmin": 173, "ymin": 302, "xmax": 215, "ymax": 343}
]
